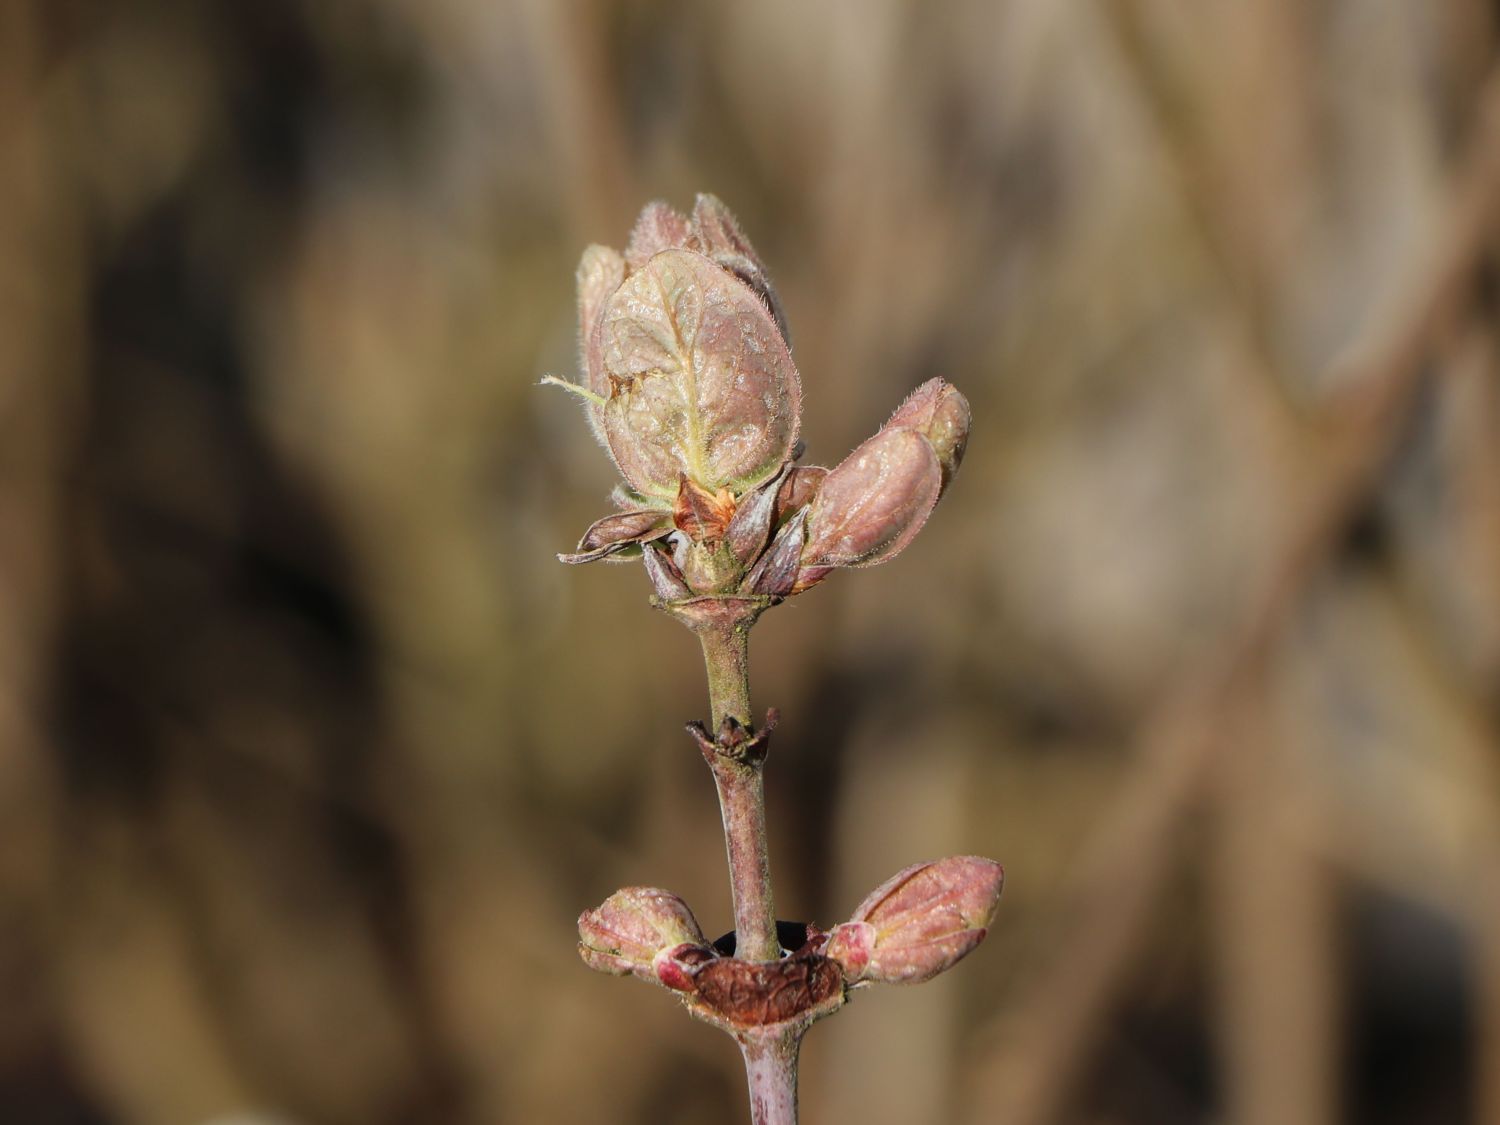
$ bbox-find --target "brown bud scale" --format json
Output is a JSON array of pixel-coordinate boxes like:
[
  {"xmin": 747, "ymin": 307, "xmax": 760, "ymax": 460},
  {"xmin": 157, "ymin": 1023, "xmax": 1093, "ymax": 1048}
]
[{"xmin": 692, "ymin": 951, "xmax": 843, "ymax": 1027}]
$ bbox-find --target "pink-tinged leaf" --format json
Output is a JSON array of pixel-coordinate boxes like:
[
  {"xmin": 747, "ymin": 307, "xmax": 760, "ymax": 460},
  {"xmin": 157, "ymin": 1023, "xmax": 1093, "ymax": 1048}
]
[
  {"xmin": 801, "ymin": 427, "xmax": 942, "ymax": 569},
  {"xmin": 577, "ymin": 244, "xmax": 626, "ymax": 353},
  {"xmin": 690, "ymin": 193, "xmax": 762, "ymax": 265},
  {"xmin": 591, "ymin": 249, "xmax": 802, "ymax": 497},
  {"xmin": 840, "ymin": 856, "xmax": 1004, "ymax": 985},
  {"xmin": 642, "ymin": 542, "xmax": 691, "ymax": 601},
  {"xmin": 558, "ymin": 509, "xmax": 672, "ymax": 564},
  {"xmin": 883, "ymin": 378, "xmax": 971, "ymax": 490},
  {"xmin": 578, "ymin": 887, "xmax": 707, "ymax": 982},
  {"xmin": 690, "ymin": 193, "xmax": 790, "ymax": 342},
  {"xmin": 742, "ymin": 507, "xmax": 807, "ymax": 597},
  {"xmin": 625, "ymin": 201, "xmax": 693, "ymax": 270}
]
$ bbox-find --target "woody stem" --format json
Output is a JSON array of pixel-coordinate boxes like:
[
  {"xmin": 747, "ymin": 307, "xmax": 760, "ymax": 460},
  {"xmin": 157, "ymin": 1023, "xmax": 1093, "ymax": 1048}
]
[
  {"xmin": 695, "ymin": 613, "xmax": 780, "ymax": 964},
  {"xmin": 740, "ymin": 1029, "xmax": 801, "ymax": 1125}
]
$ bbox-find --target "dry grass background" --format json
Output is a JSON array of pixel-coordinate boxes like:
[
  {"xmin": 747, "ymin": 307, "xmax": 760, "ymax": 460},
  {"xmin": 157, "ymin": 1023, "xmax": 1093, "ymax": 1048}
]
[{"xmin": 3, "ymin": 1, "xmax": 1500, "ymax": 1123}]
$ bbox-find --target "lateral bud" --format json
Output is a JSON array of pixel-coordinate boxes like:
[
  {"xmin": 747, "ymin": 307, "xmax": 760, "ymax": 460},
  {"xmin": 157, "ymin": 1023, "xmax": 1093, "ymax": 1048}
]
[
  {"xmin": 826, "ymin": 856, "xmax": 1004, "ymax": 985},
  {"xmin": 799, "ymin": 427, "xmax": 942, "ymax": 574},
  {"xmin": 578, "ymin": 887, "xmax": 712, "ymax": 984},
  {"xmin": 883, "ymin": 378, "xmax": 970, "ymax": 490}
]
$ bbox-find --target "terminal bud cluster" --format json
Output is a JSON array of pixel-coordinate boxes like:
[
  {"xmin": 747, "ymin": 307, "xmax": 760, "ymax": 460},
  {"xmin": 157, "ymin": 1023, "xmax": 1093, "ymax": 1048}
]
[{"xmin": 548, "ymin": 195, "xmax": 970, "ymax": 604}]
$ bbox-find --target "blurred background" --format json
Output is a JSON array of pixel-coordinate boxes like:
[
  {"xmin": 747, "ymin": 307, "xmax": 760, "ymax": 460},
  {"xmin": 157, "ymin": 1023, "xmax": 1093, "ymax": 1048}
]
[{"xmin": 4, "ymin": 1, "xmax": 1500, "ymax": 1122}]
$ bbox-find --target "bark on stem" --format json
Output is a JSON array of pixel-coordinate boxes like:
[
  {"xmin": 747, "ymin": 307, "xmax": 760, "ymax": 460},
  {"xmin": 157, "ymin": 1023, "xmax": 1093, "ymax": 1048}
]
[
  {"xmin": 696, "ymin": 616, "xmax": 781, "ymax": 964},
  {"xmin": 710, "ymin": 757, "xmax": 779, "ymax": 962},
  {"xmin": 740, "ymin": 1031, "xmax": 801, "ymax": 1125}
]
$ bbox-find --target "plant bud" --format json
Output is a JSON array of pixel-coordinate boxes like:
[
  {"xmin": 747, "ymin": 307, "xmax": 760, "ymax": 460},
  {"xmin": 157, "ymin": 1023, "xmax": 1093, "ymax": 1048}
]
[
  {"xmin": 586, "ymin": 247, "xmax": 801, "ymax": 498},
  {"xmin": 827, "ymin": 857, "xmax": 1004, "ymax": 985},
  {"xmin": 799, "ymin": 427, "xmax": 942, "ymax": 572},
  {"xmin": 555, "ymin": 204, "xmax": 973, "ymax": 612},
  {"xmin": 883, "ymin": 378, "xmax": 970, "ymax": 490},
  {"xmin": 578, "ymin": 886, "xmax": 709, "ymax": 982}
]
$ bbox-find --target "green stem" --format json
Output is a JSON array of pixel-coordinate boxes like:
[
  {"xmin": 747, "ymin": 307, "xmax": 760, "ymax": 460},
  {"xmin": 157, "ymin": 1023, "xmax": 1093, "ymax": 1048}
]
[
  {"xmin": 699, "ymin": 612, "xmax": 753, "ymax": 728},
  {"xmin": 696, "ymin": 617, "xmax": 780, "ymax": 963}
]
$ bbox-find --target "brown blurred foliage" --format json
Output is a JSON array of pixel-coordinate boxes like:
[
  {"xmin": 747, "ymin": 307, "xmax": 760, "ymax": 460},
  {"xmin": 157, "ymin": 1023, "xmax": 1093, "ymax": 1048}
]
[{"xmin": 4, "ymin": 1, "xmax": 1500, "ymax": 1123}]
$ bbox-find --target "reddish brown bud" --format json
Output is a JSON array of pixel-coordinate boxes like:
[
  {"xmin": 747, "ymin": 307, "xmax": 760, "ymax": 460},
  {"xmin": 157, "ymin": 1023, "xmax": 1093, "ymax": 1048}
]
[
  {"xmin": 578, "ymin": 886, "xmax": 709, "ymax": 983},
  {"xmin": 558, "ymin": 509, "xmax": 673, "ymax": 564},
  {"xmin": 884, "ymin": 378, "xmax": 970, "ymax": 490},
  {"xmin": 800, "ymin": 427, "xmax": 942, "ymax": 572},
  {"xmin": 830, "ymin": 856, "xmax": 1004, "ymax": 985}
]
